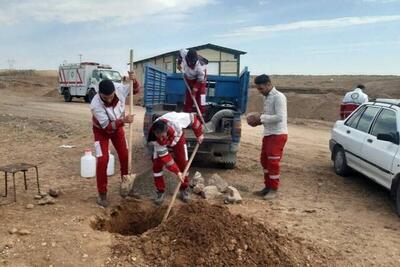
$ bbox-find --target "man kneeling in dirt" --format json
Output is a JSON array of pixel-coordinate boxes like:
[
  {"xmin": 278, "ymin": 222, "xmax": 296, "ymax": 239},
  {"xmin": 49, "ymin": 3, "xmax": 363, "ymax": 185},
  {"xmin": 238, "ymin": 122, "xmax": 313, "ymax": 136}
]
[
  {"xmin": 247, "ymin": 74, "xmax": 288, "ymax": 200},
  {"xmin": 90, "ymin": 73, "xmax": 140, "ymax": 207},
  {"xmin": 147, "ymin": 112, "xmax": 204, "ymax": 205}
]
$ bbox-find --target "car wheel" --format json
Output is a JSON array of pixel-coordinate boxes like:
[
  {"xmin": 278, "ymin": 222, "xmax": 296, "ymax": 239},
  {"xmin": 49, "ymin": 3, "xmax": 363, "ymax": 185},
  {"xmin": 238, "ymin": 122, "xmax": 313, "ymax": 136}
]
[
  {"xmin": 63, "ymin": 89, "xmax": 72, "ymax": 102},
  {"xmin": 221, "ymin": 152, "xmax": 236, "ymax": 169},
  {"xmin": 223, "ymin": 161, "xmax": 236, "ymax": 169},
  {"xmin": 87, "ymin": 89, "xmax": 97, "ymax": 103},
  {"xmin": 333, "ymin": 147, "xmax": 350, "ymax": 176}
]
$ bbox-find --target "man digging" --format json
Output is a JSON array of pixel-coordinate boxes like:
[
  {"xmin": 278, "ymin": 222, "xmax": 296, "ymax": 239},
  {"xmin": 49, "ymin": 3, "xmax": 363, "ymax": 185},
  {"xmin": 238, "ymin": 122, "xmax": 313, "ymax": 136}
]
[
  {"xmin": 247, "ymin": 74, "xmax": 288, "ymax": 200},
  {"xmin": 90, "ymin": 72, "xmax": 140, "ymax": 207},
  {"xmin": 147, "ymin": 112, "xmax": 204, "ymax": 205}
]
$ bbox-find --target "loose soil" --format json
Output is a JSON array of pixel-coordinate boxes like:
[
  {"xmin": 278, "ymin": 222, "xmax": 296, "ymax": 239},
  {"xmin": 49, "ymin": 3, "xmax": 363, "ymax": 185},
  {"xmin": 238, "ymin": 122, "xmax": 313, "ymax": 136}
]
[{"xmin": 96, "ymin": 201, "xmax": 340, "ymax": 267}]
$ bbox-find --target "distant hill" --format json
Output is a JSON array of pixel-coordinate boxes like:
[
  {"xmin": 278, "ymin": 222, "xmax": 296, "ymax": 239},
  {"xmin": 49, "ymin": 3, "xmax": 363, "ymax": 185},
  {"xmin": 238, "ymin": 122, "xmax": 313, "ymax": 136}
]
[{"xmin": 248, "ymin": 75, "xmax": 400, "ymax": 121}]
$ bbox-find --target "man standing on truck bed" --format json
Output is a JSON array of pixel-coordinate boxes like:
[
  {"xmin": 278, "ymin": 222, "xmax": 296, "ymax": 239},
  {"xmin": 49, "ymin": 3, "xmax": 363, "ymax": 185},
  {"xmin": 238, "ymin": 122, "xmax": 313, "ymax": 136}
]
[
  {"xmin": 147, "ymin": 112, "xmax": 204, "ymax": 205},
  {"xmin": 90, "ymin": 72, "xmax": 140, "ymax": 207},
  {"xmin": 177, "ymin": 49, "xmax": 208, "ymax": 115},
  {"xmin": 247, "ymin": 74, "xmax": 288, "ymax": 200}
]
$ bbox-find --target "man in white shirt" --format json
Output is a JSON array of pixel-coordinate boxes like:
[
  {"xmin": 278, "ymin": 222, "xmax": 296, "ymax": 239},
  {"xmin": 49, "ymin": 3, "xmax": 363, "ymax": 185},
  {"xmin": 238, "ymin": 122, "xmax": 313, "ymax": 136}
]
[
  {"xmin": 247, "ymin": 74, "xmax": 288, "ymax": 200},
  {"xmin": 340, "ymin": 84, "xmax": 368, "ymax": 119},
  {"xmin": 90, "ymin": 74, "xmax": 140, "ymax": 207}
]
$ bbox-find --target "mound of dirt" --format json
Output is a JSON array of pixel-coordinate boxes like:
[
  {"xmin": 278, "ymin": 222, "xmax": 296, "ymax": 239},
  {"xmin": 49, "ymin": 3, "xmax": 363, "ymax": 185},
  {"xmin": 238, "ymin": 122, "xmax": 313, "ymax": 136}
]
[
  {"xmin": 0, "ymin": 70, "xmax": 58, "ymax": 97},
  {"xmin": 246, "ymin": 75, "xmax": 400, "ymax": 121},
  {"xmin": 105, "ymin": 201, "xmax": 335, "ymax": 266},
  {"xmin": 247, "ymin": 89, "xmax": 342, "ymax": 121},
  {"xmin": 43, "ymin": 89, "xmax": 60, "ymax": 97}
]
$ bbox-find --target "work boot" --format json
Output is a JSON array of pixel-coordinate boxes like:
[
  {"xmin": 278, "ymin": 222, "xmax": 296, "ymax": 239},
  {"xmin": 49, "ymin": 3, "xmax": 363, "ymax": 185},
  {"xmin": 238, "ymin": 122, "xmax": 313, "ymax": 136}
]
[
  {"xmin": 154, "ymin": 191, "xmax": 165, "ymax": 205},
  {"xmin": 253, "ymin": 187, "xmax": 270, "ymax": 197},
  {"xmin": 96, "ymin": 193, "xmax": 109, "ymax": 208},
  {"xmin": 179, "ymin": 188, "xmax": 191, "ymax": 203},
  {"xmin": 263, "ymin": 189, "xmax": 278, "ymax": 200}
]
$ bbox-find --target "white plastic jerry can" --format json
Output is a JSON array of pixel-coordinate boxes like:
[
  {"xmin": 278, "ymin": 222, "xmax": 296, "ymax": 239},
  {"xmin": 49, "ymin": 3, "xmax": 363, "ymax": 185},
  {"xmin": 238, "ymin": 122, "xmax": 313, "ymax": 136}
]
[
  {"xmin": 107, "ymin": 151, "xmax": 115, "ymax": 176},
  {"xmin": 80, "ymin": 148, "xmax": 96, "ymax": 178}
]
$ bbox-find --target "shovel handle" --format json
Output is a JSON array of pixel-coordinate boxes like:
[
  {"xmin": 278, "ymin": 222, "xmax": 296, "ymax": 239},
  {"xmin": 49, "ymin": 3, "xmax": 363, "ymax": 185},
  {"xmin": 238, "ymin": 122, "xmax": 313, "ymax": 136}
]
[
  {"xmin": 162, "ymin": 142, "xmax": 200, "ymax": 223},
  {"xmin": 182, "ymin": 75, "xmax": 209, "ymax": 132},
  {"xmin": 128, "ymin": 49, "xmax": 134, "ymax": 173}
]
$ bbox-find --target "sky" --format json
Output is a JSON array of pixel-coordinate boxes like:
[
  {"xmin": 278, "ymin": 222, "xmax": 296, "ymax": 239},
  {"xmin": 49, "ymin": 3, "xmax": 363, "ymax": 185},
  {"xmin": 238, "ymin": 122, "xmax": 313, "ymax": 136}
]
[{"xmin": 1, "ymin": 0, "xmax": 400, "ymax": 75}]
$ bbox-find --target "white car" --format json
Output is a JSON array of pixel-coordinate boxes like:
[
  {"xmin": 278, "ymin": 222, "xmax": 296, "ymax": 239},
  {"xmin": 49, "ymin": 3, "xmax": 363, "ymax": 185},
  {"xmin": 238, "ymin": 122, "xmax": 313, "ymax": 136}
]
[{"xmin": 330, "ymin": 99, "xmax": 400, "ymax": 215}]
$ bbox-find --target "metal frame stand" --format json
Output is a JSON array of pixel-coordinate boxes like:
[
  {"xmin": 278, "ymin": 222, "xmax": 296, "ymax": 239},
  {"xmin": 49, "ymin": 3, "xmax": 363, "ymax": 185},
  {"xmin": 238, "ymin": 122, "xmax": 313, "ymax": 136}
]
[{"xmin": 0, "ymin": 163, "xmax": 41, "ymax": 202}]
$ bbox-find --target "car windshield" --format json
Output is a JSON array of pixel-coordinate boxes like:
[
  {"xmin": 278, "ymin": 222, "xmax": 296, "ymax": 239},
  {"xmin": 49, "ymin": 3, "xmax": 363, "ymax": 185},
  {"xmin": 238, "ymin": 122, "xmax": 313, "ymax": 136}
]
[{"xmin": 99, "ymin": 70, "xmax": 122, "ymax": 82}]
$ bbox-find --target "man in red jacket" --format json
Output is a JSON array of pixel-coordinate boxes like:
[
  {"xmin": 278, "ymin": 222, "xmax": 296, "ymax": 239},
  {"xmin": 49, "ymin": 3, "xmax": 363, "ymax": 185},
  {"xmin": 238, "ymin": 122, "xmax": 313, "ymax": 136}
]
[
  {"xmin": 177, "ymin": 49, "xmax": 208, "ymax": 115},
  {"xmin": 90, "ymin": 73, "xmax": 140, "ymax": 207},
  {"xmin": 147, "ymin": 112, "xmax": 204, "ymax": 205}
]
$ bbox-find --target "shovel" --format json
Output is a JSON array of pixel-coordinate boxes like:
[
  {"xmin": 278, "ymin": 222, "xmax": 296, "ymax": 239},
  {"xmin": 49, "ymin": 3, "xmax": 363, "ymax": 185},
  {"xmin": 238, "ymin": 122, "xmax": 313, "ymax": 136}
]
[
  {"xmin": 120, "ymin": 49, "xmax": 136, "ymax": 197},
  {"xmin": 162, "ymin": 142, "xmax": 200, "ymax": 223}
]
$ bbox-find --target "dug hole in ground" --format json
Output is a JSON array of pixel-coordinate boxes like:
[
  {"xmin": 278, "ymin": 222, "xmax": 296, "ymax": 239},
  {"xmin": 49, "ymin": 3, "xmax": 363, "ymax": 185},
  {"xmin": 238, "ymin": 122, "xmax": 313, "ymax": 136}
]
[{"xmin": 90, "ymin": 199, "xmax": 337, "ymax": 266}]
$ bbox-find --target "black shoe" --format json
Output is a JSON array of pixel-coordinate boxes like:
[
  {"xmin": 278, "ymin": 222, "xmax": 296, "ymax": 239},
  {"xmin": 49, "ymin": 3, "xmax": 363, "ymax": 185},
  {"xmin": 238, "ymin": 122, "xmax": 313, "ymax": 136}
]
[
  {"xmin": 253, "ymin": 187, "xmax": 270, "ymax": 197},
  {"xmin": 154, "ymin": 191, "xmax": 165, "ymax": 205},
  {"xmin": 96, "ymin": 193, "xmax": 109, "ymax": 207},
  {"xmin": 179, "ymin": 188, "xmax": 191, "ymax": 203}
]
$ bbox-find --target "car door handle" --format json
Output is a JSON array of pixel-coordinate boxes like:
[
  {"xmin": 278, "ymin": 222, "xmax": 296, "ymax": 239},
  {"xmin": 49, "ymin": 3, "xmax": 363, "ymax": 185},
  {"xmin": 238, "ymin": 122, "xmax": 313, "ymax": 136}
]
[
  {"xmin": 367, "ymin": 139, "xmax": 373, "ymax": 143},
  {"xmin": 346, "ymin": 130, "xmax": 351, "ymax": 134}
]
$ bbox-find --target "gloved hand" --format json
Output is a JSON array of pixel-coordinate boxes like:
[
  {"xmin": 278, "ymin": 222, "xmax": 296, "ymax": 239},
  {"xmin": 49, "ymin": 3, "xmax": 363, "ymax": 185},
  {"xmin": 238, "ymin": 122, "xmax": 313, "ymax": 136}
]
[
  {"xmin": 123, "ymin": 114, "xmax": 134, "ymax": 124},
  {"xmin": 128, "ymin": 71, "xmax": 136, "ymax": 81},
  {"xmin": 197, "ymin": 134, "xmax": 204, "ymax": 144}
]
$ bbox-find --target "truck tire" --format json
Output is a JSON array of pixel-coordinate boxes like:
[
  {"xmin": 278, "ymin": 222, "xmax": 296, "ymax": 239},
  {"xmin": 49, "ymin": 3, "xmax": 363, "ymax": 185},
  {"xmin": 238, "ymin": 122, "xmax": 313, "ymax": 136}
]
[
  {"xmin": 85, "ymin": 89, "xmax": 96, "ymax": 103},
  {"xmin": 222, "ymin": 152, "xmax": 237, "ymax": 169},
  {"xmin": 333, "ymin": 147, "xmax": 350, "ymax": 176},
  {"xmin": 63, "ymin": 89, "xmax": 72, "ymax": 102}
]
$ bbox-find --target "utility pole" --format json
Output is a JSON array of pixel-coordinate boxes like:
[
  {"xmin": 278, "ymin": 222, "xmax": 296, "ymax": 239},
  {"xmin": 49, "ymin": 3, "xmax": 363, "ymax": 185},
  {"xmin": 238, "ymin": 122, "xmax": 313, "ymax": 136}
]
[
  {"xmin": 79, "ymin": 54, "xmax": 82, "ymax": 63},
  {"xmin": 7, "ymin": 59, "xmax": 15, "ymax": 70}
]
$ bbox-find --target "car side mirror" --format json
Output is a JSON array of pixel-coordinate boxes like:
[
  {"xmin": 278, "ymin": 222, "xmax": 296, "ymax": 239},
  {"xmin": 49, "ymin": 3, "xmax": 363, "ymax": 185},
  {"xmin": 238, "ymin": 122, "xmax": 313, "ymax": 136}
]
[{"xmin": 377, "ymin": 133, "xmax": 399, "ymax": 145}]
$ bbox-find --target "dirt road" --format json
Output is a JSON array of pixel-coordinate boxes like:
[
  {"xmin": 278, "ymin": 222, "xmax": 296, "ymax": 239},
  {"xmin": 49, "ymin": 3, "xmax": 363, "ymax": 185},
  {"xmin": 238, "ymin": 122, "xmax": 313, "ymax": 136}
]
[{"xmin": 1, "ymin": 90, "xmax": 400, "ymax": 266}]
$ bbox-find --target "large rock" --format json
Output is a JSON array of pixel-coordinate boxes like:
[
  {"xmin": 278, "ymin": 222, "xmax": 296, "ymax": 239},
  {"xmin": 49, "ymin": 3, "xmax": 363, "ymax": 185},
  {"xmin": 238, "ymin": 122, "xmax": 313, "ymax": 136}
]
[
  {"xmin": 38, "ymin": 195, "xmax": 56, "ymax": 205},
  {"xmin": 8, "ymin": 228, "xmax": 18, "ymax": 234},
  {"xmin": 17, "ymin": 229, "xmax": 31, "ymax": 236},
  {"xmin": 48, "ymin": 188, "xmax": 61, "ymax": 198},
  {"xmin": 193, "ymin": 183, "xmax": 205, "ymax": 194},
  {"xmin": 26, "ymin": 204, "xmax": 34, "ymax": 209},
  {"xmin": 201, "ymin": 185, "xmax": 222, "ymax": 200},
  {"xmin": 190, "ymin": 171, "xmax": 205, "ymax": 187},
  {"xmin": 208, "ymin": 174, "xmax": 228, "ymax": 192},
  {"xmin": 224, "ymin": 186, "xmax": 242, "ymax": 204}
]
